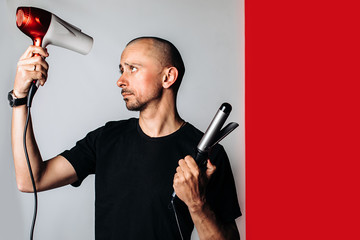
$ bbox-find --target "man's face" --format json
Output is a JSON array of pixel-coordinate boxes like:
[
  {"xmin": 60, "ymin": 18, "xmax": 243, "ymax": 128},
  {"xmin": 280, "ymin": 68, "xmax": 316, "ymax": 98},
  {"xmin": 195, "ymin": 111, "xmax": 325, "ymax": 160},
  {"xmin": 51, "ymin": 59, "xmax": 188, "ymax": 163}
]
[{"xmin": 117, "ymin": 40, "xmax": 164, "ymax": 111}]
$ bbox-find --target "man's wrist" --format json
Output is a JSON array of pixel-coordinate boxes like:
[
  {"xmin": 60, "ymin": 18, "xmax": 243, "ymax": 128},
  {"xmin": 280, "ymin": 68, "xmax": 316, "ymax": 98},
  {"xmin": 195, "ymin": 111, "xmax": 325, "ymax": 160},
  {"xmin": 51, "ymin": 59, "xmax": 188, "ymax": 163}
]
[
  {"xmin": 13, "ymin": 89, "xmax": 27, "ymax": 99},
  {"xmin": 8, "ymin": 89, "xmax": 27, "ymax": 108},
  {"xmin": 188, "ymin": 198, "xmax": 207, "ymax": 214}
]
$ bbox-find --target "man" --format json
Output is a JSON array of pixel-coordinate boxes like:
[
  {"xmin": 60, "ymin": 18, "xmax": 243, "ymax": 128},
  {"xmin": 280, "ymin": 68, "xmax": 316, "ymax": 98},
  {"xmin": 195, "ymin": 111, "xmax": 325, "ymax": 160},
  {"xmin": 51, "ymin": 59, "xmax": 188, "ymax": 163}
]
[{"xmin": 11, "ymin": 37, "xmax": 241, "ymax": 239}]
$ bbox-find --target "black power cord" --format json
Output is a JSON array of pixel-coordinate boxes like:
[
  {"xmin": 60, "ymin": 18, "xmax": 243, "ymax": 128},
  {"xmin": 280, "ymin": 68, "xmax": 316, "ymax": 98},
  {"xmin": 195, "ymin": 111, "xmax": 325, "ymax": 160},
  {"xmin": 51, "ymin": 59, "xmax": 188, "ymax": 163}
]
[
  {"xmin": 170, "ymin": 198, "xmax": 184, "ymax": 240},
  {"xmin": 23, "ymin": 106, "xmax": 38, "ymax": 240},
  {"xmin": 23, "ymin": 82, "xmax": 39, "ymax": 240}
]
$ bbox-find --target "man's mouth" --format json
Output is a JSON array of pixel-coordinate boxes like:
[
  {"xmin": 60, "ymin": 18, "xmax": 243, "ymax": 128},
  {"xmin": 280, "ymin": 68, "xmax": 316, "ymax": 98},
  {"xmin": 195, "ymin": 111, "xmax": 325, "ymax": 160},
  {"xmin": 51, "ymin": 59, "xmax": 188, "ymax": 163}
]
[{"xmin": 121, "ymin": 90, "xmax": 133, "ymax": 98}]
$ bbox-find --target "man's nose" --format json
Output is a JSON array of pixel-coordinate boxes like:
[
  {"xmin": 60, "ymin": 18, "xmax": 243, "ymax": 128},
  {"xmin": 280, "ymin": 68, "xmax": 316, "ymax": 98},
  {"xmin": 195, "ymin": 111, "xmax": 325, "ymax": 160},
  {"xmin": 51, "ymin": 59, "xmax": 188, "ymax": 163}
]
[{"xmin": 117, "ymin": 74, "xmax": 128, "ymax": 88}]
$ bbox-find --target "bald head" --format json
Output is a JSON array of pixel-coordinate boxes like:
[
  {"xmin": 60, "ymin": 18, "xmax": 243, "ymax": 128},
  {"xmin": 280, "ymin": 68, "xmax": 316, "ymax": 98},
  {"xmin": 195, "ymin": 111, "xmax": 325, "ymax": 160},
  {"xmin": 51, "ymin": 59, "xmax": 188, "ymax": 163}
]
[{"xmin": 126, "ymin": 37, "xmax": 185, "ymax": 93}]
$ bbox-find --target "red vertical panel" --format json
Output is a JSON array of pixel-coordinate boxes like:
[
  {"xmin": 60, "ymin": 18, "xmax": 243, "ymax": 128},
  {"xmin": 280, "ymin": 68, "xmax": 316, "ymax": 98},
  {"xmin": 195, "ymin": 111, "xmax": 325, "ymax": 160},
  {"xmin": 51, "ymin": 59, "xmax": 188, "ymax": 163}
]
[{"xmin": 245, "ymin": 0, "xmax": 360, "ymax": 239}]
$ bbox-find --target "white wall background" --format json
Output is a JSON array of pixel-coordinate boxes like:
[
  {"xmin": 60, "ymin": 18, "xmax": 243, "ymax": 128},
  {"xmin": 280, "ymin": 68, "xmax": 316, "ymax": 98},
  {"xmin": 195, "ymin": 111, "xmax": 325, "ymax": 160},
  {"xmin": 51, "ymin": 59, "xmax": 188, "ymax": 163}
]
[{"xmin": 0, "ymin": 0, "xmax": 245, "ymax": 239}]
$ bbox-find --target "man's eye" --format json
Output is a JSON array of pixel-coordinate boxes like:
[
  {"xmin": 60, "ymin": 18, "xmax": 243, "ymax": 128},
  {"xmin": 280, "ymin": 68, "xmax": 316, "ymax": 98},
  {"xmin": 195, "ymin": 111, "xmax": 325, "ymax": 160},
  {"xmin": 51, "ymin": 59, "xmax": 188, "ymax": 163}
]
[{"xmin": 130, "ymin": 66, "xmax": 138, "ymax": 73}]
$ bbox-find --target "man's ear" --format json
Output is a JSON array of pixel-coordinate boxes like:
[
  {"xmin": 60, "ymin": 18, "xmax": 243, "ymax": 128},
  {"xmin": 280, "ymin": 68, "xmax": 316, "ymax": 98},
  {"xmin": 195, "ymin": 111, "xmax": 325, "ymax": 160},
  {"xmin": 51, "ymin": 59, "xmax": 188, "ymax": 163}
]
[{"xmin": 162, "ymin": 67, "xmax": 178, "ymax": 89}]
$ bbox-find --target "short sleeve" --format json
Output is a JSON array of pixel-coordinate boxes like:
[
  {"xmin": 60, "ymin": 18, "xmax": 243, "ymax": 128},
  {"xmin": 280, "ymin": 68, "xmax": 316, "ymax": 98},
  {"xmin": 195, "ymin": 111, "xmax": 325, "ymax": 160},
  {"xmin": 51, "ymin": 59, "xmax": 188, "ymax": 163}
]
[
  {"xmin": 206, "ymin": 145, "xmax": 242, "ymax": 222},
  {"xmin": 60, "ymin": 126, "xmax": 103, "ymax": 187}
]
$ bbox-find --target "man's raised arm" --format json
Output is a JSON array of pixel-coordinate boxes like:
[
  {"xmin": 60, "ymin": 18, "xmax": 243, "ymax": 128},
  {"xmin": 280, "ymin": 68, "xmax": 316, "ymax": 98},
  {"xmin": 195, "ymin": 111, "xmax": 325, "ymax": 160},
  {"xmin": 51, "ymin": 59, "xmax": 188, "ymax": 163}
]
[{"xmin": 11, "ymin": 45, "xmax": 77, "ymax": 192}]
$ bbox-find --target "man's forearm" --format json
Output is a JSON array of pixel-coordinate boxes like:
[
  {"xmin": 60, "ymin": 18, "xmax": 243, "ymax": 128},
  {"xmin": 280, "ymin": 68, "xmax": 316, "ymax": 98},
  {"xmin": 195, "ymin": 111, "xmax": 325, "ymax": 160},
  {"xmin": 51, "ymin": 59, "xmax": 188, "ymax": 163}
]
[
  {"xmin": 190, "ymin": 202, "xmax": 240, "ymax": 240},
  {"xmin": 12, "ymin": 105, "xmax": 43, "ymax": 192}
]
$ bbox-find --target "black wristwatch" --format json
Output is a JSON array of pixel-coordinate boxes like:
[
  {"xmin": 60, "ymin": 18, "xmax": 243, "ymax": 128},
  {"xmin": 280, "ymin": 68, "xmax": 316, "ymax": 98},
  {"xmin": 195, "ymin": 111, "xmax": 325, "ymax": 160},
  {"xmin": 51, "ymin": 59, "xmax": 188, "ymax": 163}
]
[{"xmin": 8, "ymin": 90, "xmax": 27, "ymax": 107}]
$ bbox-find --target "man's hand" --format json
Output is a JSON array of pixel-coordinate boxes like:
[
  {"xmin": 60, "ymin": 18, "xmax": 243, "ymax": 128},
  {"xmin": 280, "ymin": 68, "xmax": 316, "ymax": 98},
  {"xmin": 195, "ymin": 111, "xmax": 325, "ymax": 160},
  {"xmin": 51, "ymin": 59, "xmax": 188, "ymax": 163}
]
[
  {"xmin": 14, "ymin": 45, "xmax": 49, "ymax": 98},
  {"xmin": 173, "ymin": 155, "xmax": 216, "ymax": 211},
  {"xmin": 173, "ymin": 156, "xmax": 240, "ymax": 239}
]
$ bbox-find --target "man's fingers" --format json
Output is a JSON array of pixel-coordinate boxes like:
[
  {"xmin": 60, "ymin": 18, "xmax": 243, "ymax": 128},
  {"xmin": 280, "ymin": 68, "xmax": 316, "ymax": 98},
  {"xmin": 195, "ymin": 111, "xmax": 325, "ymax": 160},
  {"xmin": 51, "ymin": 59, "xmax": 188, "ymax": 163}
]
[
  {"xmin": 175, "ymin": 156, "xmax": 217, "ymax": 188},
  {"xmin": 17, "ymin": 55, "xmax": 49, "ymax": 80},
  {"xmin": 20, "ymin": 45, "xmax": 49, "ymax": 60},
  {"xmin": 205, "ymin": 159, "xmax": 217, "ymax": 179},
  {"xmin": 18, "ymin": 56, "xmax": 49, "ymax": 83},
  {"xmin": 183, "ymin": 155, "xmax": 200, "ymax": 177},
  {"xmin": 178, "ymin": 159, "xmax": 193, "ymax": 179},
  {"xmin": 184, "ymin": 155, "xmax": 197, "ymax": 168},
  {"xmin": 173, "ymin": 169, "xmax": 186, "ymax": 188},
  {"xmin": 19, "ymin": 55, "xmax": 49, "ymax": 71},
  {"xmin": 33, "ymin": 56, "xmax": 49, "ymax": 71},
  {"xmin": 25, "ymin": 63, "xmax": 48, "ymax": 83}
]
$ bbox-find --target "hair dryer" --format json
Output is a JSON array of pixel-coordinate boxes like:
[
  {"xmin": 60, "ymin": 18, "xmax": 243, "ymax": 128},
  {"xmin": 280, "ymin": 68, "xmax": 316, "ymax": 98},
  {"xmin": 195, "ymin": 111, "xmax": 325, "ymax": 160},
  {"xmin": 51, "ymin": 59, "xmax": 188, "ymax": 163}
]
[{"xmin": 16, "ymin": 6, "xmax": 94, "ymax": 107}]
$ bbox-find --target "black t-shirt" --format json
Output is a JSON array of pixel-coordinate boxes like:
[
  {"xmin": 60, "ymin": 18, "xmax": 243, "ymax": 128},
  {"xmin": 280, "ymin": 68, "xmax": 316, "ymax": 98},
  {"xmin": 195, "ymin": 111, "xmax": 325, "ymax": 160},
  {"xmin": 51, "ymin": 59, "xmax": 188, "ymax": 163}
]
[{"xmin": 61, "ymin": 118, "xmax": 241, "ymax": 240}]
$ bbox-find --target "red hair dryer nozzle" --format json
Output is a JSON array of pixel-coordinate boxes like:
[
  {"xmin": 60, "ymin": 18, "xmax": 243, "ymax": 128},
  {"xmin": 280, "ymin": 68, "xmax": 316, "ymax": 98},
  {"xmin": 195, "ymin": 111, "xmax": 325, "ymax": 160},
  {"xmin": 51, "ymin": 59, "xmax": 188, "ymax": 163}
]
[{"xmin": 16, "ymin": 7, "xmax": 51, "ymax": 47}]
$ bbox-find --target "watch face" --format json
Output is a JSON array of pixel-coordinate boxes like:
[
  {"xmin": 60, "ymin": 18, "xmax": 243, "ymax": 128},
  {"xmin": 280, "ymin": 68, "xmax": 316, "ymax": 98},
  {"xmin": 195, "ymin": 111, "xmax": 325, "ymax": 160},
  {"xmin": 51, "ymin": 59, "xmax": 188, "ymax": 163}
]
[{"xmin": 8, "ymin": 92, "xmax": 15, "ymax": 107}]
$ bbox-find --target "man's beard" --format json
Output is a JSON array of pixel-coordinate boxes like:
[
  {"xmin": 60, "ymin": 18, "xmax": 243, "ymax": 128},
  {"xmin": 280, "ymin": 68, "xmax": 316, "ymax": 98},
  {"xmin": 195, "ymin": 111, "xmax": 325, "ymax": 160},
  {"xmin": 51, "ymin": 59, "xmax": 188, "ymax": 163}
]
[
  {"xmin": 122, "ymin": 88, "xmax": 163, "ymax": 112},
  {"xmin": 125, "ymin": 99, "xmax": 147, "ymax": 111}
]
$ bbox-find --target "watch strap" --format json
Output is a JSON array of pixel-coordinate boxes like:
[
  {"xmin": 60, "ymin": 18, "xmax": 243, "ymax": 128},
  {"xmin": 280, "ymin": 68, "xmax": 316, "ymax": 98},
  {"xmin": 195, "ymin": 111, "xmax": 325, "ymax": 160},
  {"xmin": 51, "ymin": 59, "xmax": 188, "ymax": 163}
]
[{"xmin": 8, "ymin": 90, "xmax": 27, "ymax": 107}]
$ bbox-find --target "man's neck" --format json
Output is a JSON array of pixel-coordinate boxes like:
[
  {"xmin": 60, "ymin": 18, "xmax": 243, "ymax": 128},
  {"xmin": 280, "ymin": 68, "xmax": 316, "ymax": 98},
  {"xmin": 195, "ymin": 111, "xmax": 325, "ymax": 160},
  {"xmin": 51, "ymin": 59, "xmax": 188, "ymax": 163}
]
[{"xmin": 138, "ymin": 101, "xmax": 184, "ymax": 138}]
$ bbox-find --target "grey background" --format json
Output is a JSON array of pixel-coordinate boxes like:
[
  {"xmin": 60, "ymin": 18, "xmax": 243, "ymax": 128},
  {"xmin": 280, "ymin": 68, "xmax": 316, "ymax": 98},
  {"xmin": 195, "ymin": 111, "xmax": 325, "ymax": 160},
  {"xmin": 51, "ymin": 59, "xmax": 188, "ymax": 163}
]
[{"xmin": 0, "ymin": 0, "xmax": 245, "ymax": 239}]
